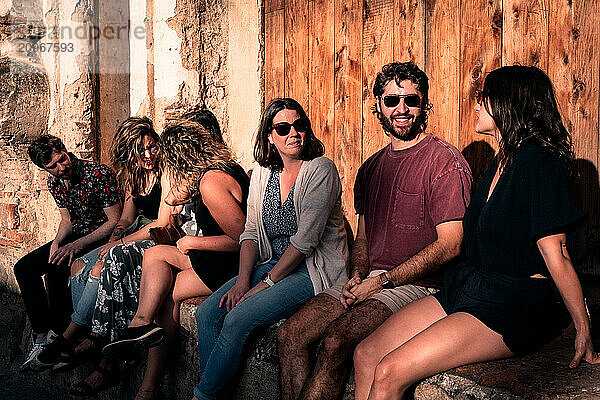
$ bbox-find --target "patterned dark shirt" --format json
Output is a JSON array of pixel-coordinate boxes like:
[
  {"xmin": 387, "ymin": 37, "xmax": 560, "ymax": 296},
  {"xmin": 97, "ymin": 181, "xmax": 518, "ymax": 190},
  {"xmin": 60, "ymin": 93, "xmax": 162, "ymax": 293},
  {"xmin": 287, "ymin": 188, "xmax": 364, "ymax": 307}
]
[
  {"xmin": 262, "ymin": 169, "xmax": 298, "ymax": 259},
  {"xmin": 47, "ymin": 154, "xmax": 122, "ymax": 235}
]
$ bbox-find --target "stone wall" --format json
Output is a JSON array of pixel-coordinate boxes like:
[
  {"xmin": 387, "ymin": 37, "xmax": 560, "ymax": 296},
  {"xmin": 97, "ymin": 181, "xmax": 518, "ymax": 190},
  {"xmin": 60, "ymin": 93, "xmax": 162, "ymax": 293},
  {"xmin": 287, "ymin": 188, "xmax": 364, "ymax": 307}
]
[{"xmin": 0, "ymin": 0, "xmax": 262, "ymax": 292}]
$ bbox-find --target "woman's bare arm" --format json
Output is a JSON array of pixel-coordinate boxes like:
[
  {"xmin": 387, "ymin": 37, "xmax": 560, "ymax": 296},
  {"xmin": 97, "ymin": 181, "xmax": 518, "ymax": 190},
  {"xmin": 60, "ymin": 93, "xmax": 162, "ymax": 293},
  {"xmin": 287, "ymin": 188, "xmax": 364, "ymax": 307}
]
[{"xmin": 537, "ymin": 233, "xmax": 600, "ymax": 368}]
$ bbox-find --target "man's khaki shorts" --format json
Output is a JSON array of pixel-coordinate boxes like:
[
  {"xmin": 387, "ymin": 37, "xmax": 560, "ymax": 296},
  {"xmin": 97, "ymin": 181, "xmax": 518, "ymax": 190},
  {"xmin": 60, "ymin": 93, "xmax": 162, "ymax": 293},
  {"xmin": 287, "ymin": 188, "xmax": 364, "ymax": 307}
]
[{"xmin": 322, "ymin": 270, "xmax": 439, "ymax": 313}]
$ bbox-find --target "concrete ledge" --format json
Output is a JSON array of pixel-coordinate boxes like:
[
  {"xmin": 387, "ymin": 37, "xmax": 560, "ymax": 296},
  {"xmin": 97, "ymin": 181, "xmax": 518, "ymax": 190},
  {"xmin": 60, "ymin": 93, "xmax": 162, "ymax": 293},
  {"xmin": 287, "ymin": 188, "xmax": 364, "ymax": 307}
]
[{"xmin": 2, "ymin": 287, "xmax": 600, "ymax": 399}]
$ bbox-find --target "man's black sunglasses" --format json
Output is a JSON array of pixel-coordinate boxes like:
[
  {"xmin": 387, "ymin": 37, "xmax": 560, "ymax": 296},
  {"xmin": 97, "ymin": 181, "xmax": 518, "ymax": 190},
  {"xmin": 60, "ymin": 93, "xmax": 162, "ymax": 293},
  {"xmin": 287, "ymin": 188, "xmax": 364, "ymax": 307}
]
[
  {"xmin": 272, "ymin": 119, "xmax": 309, "ymax": 136},
  {"xmin": 382, "ymin": 94, "xmax": 421, "ymax": 108}
]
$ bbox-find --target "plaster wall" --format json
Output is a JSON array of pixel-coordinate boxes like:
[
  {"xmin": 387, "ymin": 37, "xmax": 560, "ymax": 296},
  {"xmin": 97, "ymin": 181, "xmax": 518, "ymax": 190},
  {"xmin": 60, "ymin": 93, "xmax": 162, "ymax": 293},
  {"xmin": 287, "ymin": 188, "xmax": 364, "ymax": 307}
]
[
  {"xmin": 0, "ymin": 0, "xmax": 98, "ymax": 292},
  {"xmin": 226, "ymin": 0, "xmax": 262, "ymax": 170},
  {"xmin": 0, "ymin": 0, "xmax": 263, "ymax": 294},
  {"xmin": 129, "ymin": 0, "xmax": 148, "ymax": 116}
]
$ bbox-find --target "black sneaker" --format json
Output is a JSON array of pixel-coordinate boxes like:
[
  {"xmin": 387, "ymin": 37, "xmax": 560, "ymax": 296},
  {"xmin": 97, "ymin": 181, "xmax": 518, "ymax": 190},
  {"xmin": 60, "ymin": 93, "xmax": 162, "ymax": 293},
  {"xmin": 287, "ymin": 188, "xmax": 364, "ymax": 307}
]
[{"xmin": 102, "ymin": 323, "xmax": 165, "ymax": 360}]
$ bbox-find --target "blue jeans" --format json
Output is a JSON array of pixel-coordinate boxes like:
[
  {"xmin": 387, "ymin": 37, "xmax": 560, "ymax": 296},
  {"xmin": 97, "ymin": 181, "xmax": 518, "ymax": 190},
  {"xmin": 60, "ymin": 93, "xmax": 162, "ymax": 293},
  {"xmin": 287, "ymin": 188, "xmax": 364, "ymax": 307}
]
[
  {"xmin": 70, "ymin": 247, "xmax": 101, "ymax": 326},
  {"xmin": 70, "ymin": 216, "xmax": 153, "ymax": 327},
  {"xmin": 193, "ymin": 260, "xmax": 314, "ymax": 400}
]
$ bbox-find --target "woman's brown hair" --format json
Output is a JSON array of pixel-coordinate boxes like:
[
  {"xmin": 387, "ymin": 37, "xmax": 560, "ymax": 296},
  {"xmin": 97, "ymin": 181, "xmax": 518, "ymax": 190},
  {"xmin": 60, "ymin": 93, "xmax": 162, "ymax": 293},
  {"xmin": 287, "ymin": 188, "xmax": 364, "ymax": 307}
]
[
  {"xmin": 254, "ymin": 98, "xmax": 325, "ymax": 169},
  {"xmin": 110, "ymin": 116, "xmax": 161, "ymax": 197}
]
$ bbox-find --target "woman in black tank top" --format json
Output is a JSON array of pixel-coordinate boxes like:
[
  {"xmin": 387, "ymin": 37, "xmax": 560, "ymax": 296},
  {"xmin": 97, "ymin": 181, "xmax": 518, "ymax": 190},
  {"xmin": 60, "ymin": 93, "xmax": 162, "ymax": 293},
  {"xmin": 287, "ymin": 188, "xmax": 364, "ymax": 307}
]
[{"xmin": 102, "ymin": 117, "xmax": 250, "ymax": 400}]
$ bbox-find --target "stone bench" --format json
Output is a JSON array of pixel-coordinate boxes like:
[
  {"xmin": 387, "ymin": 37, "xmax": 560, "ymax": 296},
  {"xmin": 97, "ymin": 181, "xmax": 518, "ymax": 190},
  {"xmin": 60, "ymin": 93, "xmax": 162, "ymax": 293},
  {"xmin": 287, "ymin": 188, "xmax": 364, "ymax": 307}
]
[{"xmin": 5, "ymin": 281, "xmax": 600, "ymax": 399}]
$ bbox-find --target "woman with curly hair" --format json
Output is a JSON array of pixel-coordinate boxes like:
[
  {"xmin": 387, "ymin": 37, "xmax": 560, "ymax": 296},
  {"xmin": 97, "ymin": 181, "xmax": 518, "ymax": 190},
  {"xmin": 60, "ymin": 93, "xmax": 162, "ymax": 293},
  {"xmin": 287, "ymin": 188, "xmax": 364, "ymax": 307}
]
[
  {"xmin": 353, "ymin": 65, "xmax": 600, "ymax": 400},
  {"xmin": 102, "ymin": 118, "xmax": 250, "ymax": 400}
]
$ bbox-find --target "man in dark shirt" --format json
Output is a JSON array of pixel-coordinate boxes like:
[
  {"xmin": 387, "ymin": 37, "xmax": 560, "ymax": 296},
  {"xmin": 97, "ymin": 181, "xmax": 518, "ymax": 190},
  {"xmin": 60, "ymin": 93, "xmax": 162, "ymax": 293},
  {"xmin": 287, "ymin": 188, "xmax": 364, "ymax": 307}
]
[
  {"xmin": 14, "ymin": 135, "xmax": 122, "ymax": 371},
  {"xmin": 278, "ymin": 62, "xmax": 473, "ymax": 400}
]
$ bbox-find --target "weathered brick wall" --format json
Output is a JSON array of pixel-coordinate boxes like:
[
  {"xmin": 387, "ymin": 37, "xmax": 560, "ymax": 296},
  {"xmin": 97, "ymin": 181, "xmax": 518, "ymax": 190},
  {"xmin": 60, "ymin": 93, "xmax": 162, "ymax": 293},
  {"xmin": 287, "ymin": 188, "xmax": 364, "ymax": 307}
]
[
  {"xmin": 0, "ymin": 0, "xmax": 98, "ymax": 292},
  {"xmin": 0, "ymin": 0, "xmax": 262, "ymax": 293},
  {"xmin": 0, "ymin": 2, "xmax": 51, "ymax": 292}
]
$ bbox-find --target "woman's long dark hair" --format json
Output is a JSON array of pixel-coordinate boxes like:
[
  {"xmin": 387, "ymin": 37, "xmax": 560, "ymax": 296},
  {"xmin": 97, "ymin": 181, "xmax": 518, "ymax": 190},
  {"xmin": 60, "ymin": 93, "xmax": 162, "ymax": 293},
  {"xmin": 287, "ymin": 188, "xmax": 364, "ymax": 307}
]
[
  {"xmin": 110, "ymin": 117, "xmax": 161, "ymax": 197},
  {"xmin": 481, "ymin": 65, "xmax": 574, "ymax": 170},
  {"xmin": 254, "ymin": 98, "xmax": 325, "ymax": 169}
]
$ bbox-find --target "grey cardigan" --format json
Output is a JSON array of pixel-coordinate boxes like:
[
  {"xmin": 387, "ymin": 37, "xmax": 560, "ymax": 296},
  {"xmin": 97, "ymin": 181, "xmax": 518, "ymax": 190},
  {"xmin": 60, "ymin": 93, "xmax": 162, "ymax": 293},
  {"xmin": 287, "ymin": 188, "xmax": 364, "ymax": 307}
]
[{"xmin": 239, "ymin": 156, "xmax": 349, "ymax": 294}]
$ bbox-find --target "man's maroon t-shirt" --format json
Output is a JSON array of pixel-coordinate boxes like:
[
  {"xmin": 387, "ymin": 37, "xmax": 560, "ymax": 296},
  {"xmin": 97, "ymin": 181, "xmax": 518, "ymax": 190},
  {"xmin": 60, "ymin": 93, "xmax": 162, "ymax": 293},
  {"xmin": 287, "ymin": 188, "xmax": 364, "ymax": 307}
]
[{"xmin": 354, "ymin": 134, "xmax": 472, "ymax": 288}]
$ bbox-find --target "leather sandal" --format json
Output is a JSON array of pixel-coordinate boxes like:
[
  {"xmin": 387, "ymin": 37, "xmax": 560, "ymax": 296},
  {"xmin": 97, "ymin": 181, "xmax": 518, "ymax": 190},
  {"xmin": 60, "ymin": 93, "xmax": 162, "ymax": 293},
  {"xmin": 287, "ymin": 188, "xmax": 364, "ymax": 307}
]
[{"xmin": 68, "ymin": 365, "xmax": 120, "ymax": 397}]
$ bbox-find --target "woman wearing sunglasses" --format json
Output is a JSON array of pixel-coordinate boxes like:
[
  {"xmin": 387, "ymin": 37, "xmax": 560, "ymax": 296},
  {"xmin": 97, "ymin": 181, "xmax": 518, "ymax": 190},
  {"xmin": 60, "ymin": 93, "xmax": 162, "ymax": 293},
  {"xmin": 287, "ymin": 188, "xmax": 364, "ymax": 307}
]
[
  {"xmin": 184, "ymin": 97, "xmax": 348, "ymax": 400},
  {"xmin": 352, "ymin": 65, "xmax": 600, "ymax": 400}
]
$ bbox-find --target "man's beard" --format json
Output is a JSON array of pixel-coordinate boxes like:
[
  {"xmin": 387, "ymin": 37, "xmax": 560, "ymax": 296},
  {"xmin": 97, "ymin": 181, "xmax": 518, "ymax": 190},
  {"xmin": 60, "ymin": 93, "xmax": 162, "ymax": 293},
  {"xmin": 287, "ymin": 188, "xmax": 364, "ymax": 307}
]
[{"xmin": 380, "ymin": 112, "xmax": 424, "ymax": 142}]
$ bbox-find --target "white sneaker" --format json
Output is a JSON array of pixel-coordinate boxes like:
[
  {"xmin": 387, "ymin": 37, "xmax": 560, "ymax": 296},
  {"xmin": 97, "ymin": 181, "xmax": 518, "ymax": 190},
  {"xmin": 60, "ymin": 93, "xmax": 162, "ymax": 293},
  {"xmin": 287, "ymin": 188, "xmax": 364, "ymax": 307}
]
[{"xmin": 20, "ymin": 330, "xmax": 58, "ymax": 372}]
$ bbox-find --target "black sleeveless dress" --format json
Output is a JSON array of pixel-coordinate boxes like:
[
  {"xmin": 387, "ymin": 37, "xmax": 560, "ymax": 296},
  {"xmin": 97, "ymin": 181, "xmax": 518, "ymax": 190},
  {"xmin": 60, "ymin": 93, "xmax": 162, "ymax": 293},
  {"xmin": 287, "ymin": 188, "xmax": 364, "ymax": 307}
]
[
  {"xmin": 132, "ymin": 180, "xmax": 161, "ymax": 220},
  {"xmin": 187, "ymin": 164, "xmax": 250, "ymax": 291}
]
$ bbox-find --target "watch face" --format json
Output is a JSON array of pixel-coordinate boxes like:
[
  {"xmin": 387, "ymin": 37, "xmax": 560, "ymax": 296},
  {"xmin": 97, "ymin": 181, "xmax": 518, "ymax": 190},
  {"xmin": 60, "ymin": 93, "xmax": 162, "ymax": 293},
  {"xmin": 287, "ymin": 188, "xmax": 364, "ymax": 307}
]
[
  {"xmin": 382, "ymin": 280, "xmax": 394, "ymax": 290},
  {"xmin": 261, "ymin": 272, "xmax": 274, "ymax": 286}
]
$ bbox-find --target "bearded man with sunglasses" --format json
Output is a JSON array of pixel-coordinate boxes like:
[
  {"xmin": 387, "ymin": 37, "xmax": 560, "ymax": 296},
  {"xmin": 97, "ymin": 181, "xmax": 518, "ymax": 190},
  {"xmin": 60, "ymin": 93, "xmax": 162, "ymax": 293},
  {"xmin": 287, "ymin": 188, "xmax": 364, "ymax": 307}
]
[
  {"xmin": 14, "ymin": 135, "xmax": 122, "ymax": 371},
  {"xmin": 278, "ymin": 62, "xmax": 473, "ymax": 400}
]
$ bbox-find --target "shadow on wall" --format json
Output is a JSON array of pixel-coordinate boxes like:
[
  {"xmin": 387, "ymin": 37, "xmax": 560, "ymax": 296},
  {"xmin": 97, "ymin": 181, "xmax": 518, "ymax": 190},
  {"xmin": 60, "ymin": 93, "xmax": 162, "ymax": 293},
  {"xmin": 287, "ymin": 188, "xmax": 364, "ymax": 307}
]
[
  {"xmin": 461, "ymin": 140, "xmax": 495, "ymax": 194},
  {"xmin": 570, "ymin": 159, "xmax": 600, "ymax": 275}
]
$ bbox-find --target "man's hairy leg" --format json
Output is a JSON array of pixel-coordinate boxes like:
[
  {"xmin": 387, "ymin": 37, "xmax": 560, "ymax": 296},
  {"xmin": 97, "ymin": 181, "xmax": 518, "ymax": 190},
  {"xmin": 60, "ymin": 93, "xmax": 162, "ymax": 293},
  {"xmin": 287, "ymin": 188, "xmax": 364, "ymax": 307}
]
[
  {"xmin": 278, "ymin": 293, "xmax": 345, "ymax": 400},
  {"xmin": 300, "ymin": 299, "xmax": 392, "ymax": 400}
]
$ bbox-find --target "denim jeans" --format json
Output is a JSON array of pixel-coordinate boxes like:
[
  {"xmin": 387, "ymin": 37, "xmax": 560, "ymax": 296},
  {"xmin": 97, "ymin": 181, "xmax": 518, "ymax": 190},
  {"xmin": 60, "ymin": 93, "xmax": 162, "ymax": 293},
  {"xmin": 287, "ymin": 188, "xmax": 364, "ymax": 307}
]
[
  {"xmin": 193, "ymin": 260, "xmax": 314, "ymax": 400},
  {"xmin": 70, "ymin": 247, "xmax": 101, "ymax": 326},
  {"xmin": 70, "ymin": 216, "xmax": 153, "ymax": 327}
]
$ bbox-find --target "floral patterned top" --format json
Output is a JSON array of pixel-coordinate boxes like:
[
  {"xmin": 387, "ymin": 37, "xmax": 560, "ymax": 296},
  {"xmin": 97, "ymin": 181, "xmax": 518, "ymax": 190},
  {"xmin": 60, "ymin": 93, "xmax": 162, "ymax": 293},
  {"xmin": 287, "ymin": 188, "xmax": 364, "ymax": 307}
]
[
  {"xmin": 47, "ymin": 154, "xmax": 122, "ymax": 235},
  {"xmin": 262, "ymin": 168, "xmax": 298, "ymax": 259}
]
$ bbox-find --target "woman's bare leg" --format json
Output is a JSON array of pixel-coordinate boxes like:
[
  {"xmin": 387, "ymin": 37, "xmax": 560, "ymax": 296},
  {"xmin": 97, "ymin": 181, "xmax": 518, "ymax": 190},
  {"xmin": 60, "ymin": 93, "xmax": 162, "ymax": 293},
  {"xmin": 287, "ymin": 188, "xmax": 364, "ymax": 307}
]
[
  {"xmin": 354, "ymin": 296, "xmax": 447, "ymax": 400},
  {"xmin": 171, "ymin": 269, "xmax": 212, "ymax": 322},
  {"xmin": 363, "ymin": 311, "xmax": 514, "ymax": 400},
  {"xmin": 129, "ymin": 245, "xmax": 208, "ymax": 327},
  {"xmin": 137, "ymin": 266, "xmax": 212, "ymax": 398}
]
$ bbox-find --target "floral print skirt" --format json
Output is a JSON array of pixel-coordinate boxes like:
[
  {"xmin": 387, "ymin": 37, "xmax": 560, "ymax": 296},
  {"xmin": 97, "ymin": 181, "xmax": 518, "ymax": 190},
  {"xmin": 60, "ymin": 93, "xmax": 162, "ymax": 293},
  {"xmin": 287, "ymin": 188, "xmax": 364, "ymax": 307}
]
[{"xmin": 90, "ymin": 239, "xmax": 156, "ymax": 341}]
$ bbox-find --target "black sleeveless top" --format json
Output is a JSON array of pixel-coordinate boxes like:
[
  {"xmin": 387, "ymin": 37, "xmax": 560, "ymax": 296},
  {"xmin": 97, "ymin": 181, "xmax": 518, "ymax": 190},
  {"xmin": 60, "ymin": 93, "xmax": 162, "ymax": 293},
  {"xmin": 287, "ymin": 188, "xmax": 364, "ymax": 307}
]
[
  {"xmin": 132, "ymin": 180, "xmax": 161, "ymax": 220},
  {"xmin": 188, "ymin": 163, "xmax": 250, "ymax": 291}
]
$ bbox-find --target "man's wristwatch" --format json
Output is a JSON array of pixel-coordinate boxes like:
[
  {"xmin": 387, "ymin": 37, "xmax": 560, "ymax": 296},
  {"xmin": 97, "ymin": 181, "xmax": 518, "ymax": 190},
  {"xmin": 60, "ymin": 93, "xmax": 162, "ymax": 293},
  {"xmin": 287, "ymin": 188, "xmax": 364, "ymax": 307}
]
[
  {"xmin": 380, "ymin": 272, "xmax": 394, "ymax": 290},
  {"xmin": 261, "ymin": 272, "xmax": 275, "ymax": 287}
]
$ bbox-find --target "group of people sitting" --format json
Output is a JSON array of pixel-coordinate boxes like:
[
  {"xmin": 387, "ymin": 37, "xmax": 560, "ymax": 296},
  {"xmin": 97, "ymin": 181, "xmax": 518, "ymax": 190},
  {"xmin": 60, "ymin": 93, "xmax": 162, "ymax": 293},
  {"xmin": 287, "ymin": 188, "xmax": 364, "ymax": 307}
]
[{"xmin": 14, "ymin": 61, "xmax": 599, "ymax": 400}]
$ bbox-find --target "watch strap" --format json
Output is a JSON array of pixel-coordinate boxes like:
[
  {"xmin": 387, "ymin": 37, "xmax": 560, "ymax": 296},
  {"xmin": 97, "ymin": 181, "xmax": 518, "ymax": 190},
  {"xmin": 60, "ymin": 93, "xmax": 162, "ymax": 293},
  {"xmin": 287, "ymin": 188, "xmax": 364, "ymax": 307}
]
[
  {"xmin": 380, "ymin": 272, "xmax": 394, "ymax": 290},
  {"xmin": 262, "ymin": 272, "xmax": 275, "ymax": 287}
]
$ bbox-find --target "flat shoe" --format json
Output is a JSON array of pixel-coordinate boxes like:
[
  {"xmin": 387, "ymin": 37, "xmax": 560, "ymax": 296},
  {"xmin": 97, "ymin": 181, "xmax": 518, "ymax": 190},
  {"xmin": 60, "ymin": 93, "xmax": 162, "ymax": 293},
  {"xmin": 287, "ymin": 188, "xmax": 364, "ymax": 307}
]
[{"xmin": 102, "ymin": 323, "xmax": 165, "ymax": 360}]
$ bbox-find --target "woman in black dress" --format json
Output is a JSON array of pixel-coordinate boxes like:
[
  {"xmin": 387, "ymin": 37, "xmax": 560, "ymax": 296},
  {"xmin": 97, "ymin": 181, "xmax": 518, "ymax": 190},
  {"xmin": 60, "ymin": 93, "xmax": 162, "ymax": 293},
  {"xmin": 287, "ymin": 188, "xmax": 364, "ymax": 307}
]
[{"xmin": 353, "ymin": 65, "xmax": 600, "ymax": 400}]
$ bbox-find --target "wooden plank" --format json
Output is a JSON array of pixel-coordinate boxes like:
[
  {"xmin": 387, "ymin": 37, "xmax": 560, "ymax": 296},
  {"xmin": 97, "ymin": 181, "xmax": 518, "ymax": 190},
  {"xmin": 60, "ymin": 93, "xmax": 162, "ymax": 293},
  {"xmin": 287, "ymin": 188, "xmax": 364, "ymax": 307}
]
[
  {"xmin": 425, "ymin": 0, "xmax": 460, "ymax": 146},
  {"xmin": 549, "ymin": 0, "xmax": 600, "ymax": 273},
  {"xmin": 265, "ymin": 9, "xmax": 285, "ymax": 105},
  {"xmin": 393, "ymin": 0, "xmax": 425, "ymax": 66},
  {"xmin": 308, "ymin": 0, "xmax": 335, "ymax": 161},
  {"xmin": 284, "ymin": 0, "xmax": 310, "ymax": 110},
  {"xmin": 334, "ymin": 0, "xmax": 363, "ymax": 230},
  {"xmin": 265, "ymin": 0, "xmax": 284, "ymax": 14},
  {"xmin": 458, "ymin": 0, "xmax": 502, "ymax": 189},
  {"xmin": 362, "ymin": 0, "xmax": 395, "ymax": 160},
  {"xmin": 502, "ymin": 0, "xmax": 550, "ymax": 69}
]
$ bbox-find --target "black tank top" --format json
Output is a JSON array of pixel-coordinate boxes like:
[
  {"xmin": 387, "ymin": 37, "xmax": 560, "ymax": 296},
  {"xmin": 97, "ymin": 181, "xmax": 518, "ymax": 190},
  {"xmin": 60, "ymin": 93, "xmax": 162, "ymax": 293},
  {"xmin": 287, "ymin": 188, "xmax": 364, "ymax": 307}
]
[
  {"xmin": 187, "ymin": 163, "xmax": 250, "ymax": 292},
  {"xmin": 132, "ymin": 180, "xmax": 161, "ymax": 220},
  {"xmin": 193, "ymin": 163, "xmax": 250, "ymax": 235}
]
